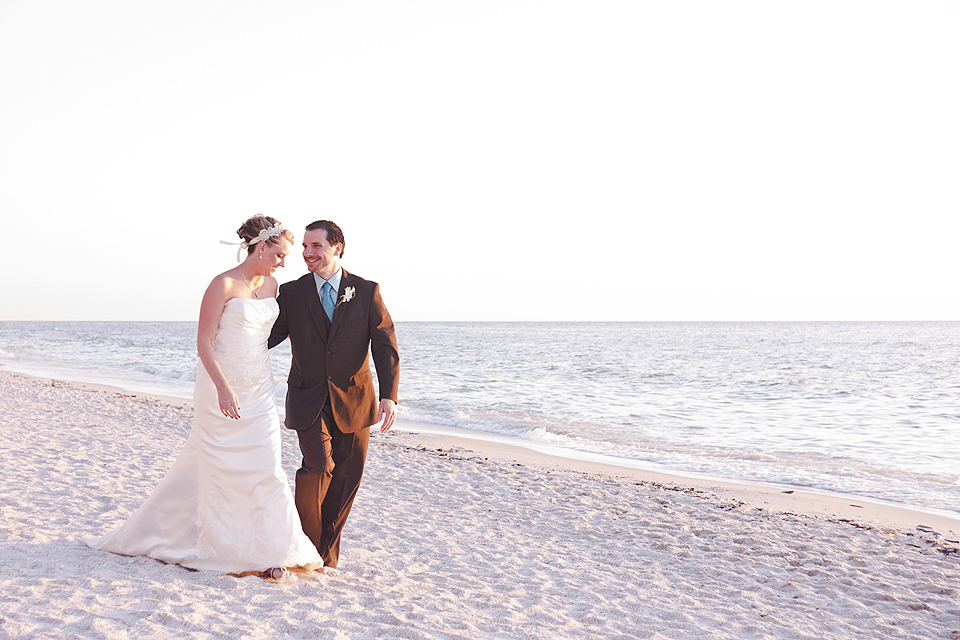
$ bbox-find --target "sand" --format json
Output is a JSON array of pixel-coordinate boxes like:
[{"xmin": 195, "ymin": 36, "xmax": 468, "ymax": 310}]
[{"xmin": 0, "ymin": 370, "xmax": 958, "ymax": 639}]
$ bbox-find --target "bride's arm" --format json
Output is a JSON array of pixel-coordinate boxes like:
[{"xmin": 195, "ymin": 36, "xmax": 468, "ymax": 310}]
[{"xmin": 197, "ymin": 276, "xmax": 241, "ymax": 419}]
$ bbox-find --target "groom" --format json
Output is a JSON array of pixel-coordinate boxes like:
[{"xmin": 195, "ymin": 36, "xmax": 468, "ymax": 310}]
[{"xmin": 268, "ymin": 220, "xmax": 400, "ymax": 569}]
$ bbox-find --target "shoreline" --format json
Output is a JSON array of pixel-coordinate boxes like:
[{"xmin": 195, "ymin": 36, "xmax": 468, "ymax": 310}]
[
  {"xmin": 3, "ymin": 358, "xmax": 957, "ymax": 528},
  {"xmin": 2, "ymin": 369, "xmax": 959, "ymax": 639},
  {"xmin": 6, "ymin": 369, "xmax": 957, "ymax": 537},
  {"xmin": 385, "ymin": 426, "xmax": 960, "ymax": 537}
]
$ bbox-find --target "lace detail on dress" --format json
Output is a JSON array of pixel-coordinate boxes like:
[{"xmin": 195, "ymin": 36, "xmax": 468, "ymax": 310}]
[
  {"xmin": 195, "ymin": 297, "xmax": 279, "ymax": 390},
  {"xmin": 213, "ymin": 336, "xmax": 272, "ymax": 389}
]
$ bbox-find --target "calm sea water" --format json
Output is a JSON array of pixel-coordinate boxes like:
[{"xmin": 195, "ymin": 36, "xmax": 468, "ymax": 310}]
[{"xmin": 1, "ymin": 321, "xmax": 958, "ymax": 514}]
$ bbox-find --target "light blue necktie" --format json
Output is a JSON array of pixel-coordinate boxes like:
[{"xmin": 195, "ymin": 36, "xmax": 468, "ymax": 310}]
[{"xmin": 321, "ymin": 282, "xmax": 335, "ymax": 321}]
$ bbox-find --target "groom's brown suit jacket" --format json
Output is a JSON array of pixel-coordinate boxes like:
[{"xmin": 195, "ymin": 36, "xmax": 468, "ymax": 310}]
[{"xmin": 268, "ymin": 270, "xmax": 399, "ymax": 433}]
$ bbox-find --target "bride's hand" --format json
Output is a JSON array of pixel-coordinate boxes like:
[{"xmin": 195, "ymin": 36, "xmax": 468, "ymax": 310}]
[{"xmin": 217, "ymin": 385, "xmax": 241, "ymax": 419}]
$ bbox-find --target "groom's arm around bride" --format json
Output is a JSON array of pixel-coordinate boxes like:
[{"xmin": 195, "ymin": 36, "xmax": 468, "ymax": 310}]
[{"xmin": 267, "ymin": 219, "xmax": 399, "ymax": 569}]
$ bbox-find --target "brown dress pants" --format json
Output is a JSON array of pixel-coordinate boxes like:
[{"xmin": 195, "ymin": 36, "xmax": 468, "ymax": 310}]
[{"xmin": 294, "ymin": 401, "xmax": 369, "ymax": 568}]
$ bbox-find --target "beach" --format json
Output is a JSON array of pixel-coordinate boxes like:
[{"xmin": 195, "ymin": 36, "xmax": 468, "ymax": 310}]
[{"xmin": 1, "ymin": 370, "xmax": 958, "ymax": 639}]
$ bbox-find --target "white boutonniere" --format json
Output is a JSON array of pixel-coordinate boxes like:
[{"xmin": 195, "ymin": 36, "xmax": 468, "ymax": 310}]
[{"xmin": 336, "ymin": 286, "xmax": 356, "ymax": 309}]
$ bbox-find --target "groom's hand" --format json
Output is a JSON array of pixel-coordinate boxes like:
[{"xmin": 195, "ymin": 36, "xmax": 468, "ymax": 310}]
[{"xmin": 378, "ymin": 399, "xmax": 397, "ymax": 433}]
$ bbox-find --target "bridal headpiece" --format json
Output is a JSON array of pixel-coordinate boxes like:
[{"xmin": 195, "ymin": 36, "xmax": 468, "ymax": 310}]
[{"xmin": 220, "ymin": 224, "xmax": 286, "ymax": 262}]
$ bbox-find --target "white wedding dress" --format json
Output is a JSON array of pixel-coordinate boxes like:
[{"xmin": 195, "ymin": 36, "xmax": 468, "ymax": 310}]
[{"xmin": 87, "ymin": 297, "xmax": 322, "ymax": 573}]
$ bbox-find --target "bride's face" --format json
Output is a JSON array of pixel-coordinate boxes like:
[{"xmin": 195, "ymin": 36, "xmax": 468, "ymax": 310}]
[{"xmin": 260, "ymin": 239, "xmax": 291, "ymax": 276}]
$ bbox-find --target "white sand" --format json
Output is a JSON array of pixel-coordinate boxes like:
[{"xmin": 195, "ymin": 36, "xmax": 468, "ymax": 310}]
[{"xmin": 1, "ymin": 370, "xmax": 958, "ymax": 640}]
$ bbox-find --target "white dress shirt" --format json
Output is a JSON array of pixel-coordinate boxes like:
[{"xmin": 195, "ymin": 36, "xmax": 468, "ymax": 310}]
[{"xmin": 313, "ymin": 268, "xmax": 343, "ymax": 300}]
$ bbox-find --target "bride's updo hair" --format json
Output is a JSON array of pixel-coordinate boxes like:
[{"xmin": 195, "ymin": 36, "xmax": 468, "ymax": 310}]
[{"xmin": 236, "ymin": 214, "xmax": 295, "ymax": 254}]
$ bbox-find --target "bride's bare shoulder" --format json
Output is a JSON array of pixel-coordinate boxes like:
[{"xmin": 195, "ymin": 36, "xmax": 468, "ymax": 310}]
[
  {"xmin": 209, "ymin": 268, "xmax": 241, "ymax": 287},
  {"xmin": 201, "ymin": 270, "xmax": 242, "ymax": 301},
  {"xmin": 262, "ymin": 275, "xmax": 280, "ymax": 298}
]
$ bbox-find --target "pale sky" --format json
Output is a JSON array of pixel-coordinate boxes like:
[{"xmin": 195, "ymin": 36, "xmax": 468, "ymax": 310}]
[{"xmin": 2, "ymin": 0, "xmax": 958, "ymax": 322}]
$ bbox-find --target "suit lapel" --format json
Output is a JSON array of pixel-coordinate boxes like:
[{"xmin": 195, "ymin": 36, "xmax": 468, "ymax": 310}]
[
  {"xmin": 327, "ymin": 270, "xmax": 352, "ymax": 342},
  {"xmin": 302, "ymin": 274, "xmax": 328, "ymax": 344}
]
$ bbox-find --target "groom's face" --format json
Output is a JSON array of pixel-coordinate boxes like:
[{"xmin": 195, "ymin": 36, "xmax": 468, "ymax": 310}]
[{"xmin": 302, "ymin": 228, "xmax": 342, "ymax": 274}]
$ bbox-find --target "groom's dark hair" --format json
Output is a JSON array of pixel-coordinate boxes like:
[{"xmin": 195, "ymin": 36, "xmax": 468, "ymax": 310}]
[{"xmin": 306, "ymin": 220, "xmax": 345, "ymax": 258}]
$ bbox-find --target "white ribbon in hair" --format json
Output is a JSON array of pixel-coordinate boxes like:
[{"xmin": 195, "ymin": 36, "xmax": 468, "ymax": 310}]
[{"xmin": 220, "ymin": 224, "xmax": 285, "ymax": 262}]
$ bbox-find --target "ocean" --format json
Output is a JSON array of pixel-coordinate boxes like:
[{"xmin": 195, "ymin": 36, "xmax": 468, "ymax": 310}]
[{"xmin": 1, "ymin": 320, "xmax": 958, "ymax": 515}]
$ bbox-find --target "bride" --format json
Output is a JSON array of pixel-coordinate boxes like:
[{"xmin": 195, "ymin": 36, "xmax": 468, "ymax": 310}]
[{"xmin": 87, "ymin": 215, "xmax": 323, "ymax": 579}]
